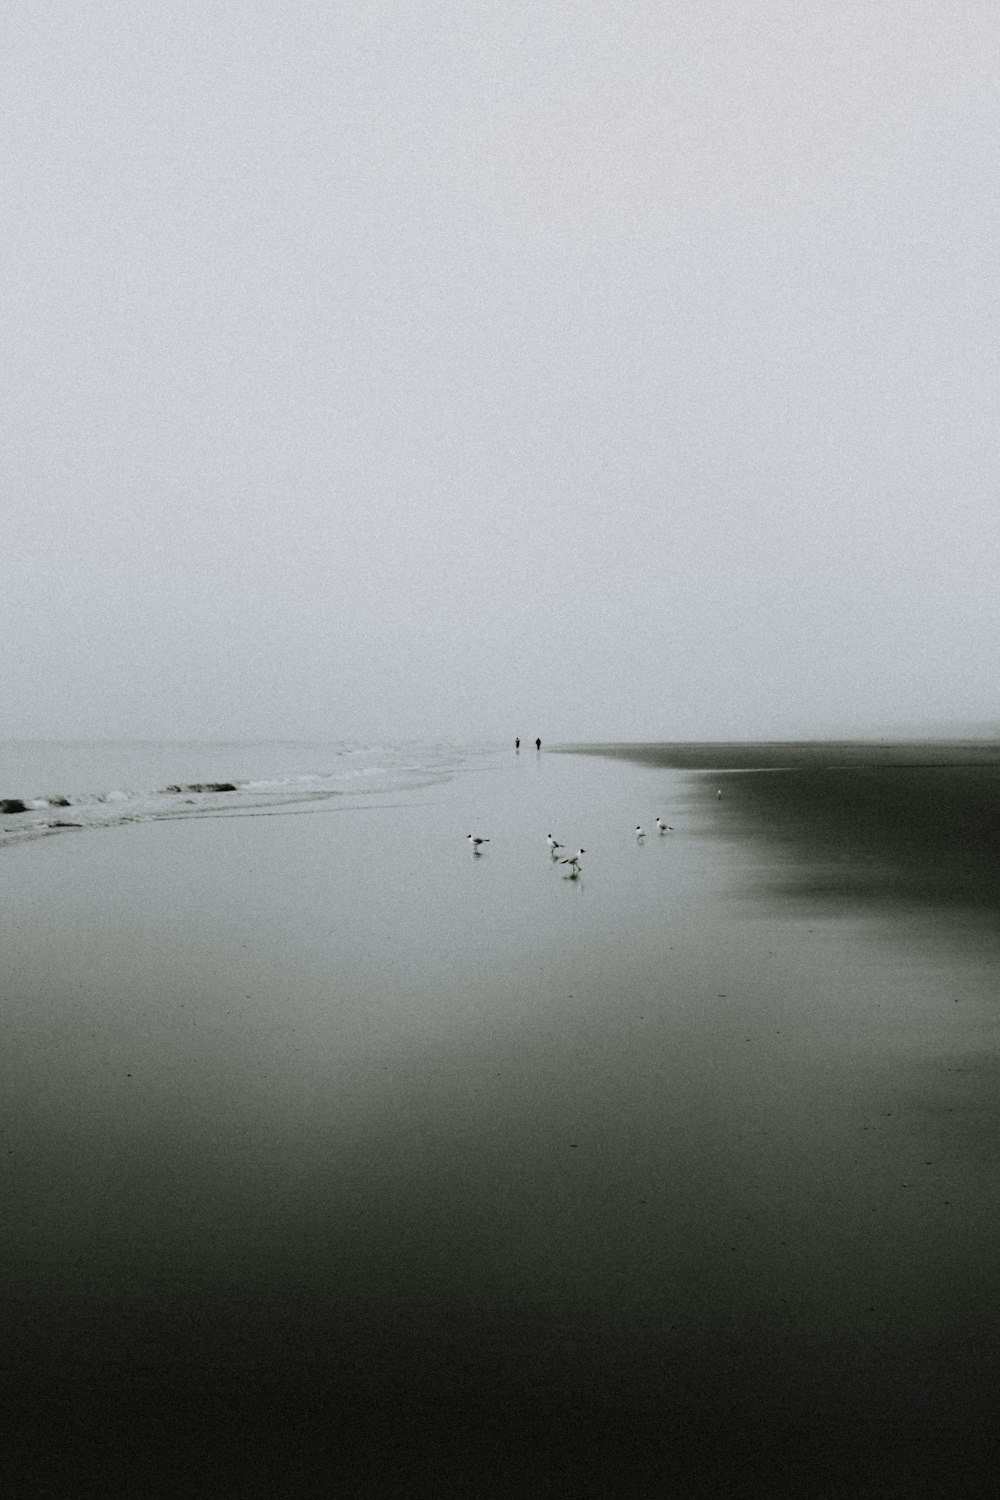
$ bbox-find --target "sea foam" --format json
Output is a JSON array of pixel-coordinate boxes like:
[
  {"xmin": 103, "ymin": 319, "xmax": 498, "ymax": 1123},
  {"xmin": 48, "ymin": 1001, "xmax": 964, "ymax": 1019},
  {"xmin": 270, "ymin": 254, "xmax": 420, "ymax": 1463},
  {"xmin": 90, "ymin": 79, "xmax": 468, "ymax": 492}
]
[{"xmin": 0, "ymin": 739, "xmax": 491, "ymax": 850}]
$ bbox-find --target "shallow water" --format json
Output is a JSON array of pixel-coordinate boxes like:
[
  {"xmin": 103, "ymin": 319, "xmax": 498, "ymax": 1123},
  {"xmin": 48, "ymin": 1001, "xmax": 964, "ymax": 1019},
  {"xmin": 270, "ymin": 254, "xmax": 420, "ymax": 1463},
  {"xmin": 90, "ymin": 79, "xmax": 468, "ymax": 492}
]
[
  {"xmin": 0, "ymin": 737, "xmax": 490, "ymax": 849},
  {"xmin": 2, "ymin": 748, "xmax": 998, "ymax": 1495}
]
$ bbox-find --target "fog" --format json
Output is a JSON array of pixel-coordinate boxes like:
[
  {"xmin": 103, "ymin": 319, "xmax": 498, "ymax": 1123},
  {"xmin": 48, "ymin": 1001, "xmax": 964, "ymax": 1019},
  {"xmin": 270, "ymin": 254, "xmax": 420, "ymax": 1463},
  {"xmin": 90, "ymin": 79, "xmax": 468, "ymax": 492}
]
[{"xmin": 4, "ymin": 2, "xmax": 998, "ymax": 742}]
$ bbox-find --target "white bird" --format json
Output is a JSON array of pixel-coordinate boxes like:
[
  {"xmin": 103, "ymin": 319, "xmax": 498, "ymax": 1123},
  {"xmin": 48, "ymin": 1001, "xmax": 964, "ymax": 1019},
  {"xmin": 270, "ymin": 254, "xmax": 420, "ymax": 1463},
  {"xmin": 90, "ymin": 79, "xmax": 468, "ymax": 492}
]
[
  {"xmin": 547, "ymin": 833, "xmax": 564, "ymax": 853},
  {"xmin": 656, "ymin": 817, "xmax": 673, "ymax": 834},
  {"xmin": 635, "ymin": 825, "xmax": 646, "ymax": 841},
  {"xmin": 467, "ymin": 834, "xmax": 490, "ymax": 853},
  {"xmin": 560, "ymin": 848, "xmax": 585, "ymax": 875}
]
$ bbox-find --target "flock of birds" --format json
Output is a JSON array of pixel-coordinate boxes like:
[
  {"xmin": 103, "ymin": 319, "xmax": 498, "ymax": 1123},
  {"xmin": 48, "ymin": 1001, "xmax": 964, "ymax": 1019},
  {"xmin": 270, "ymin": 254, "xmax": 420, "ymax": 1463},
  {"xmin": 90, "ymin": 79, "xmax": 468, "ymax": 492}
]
[
  {"xmin": 464, "ymin": 789, "xmax": 729, "ymax": 878},
  {"xmin": 466, "ymin": 812, "xmax": 683, "ymax": 879}
]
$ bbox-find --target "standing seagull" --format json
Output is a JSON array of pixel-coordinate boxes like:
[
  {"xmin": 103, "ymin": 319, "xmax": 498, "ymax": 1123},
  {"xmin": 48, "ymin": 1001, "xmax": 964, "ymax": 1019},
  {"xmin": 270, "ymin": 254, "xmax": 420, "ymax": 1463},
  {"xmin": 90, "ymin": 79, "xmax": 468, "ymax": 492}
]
[
  {"xmin": 560, "ymin": 848, "xmax": 585, "ymax": 876},
  {"xmin": 547, "ymin": 833, "xmax": 565, "ymax": 854},
  {"xmin": 467, "ymin": 834, "xmax": 490, "ymax": 854},
  {"xmin": 656, "ymin": 817, "xmax": 673, "ymax": 834},
  {"xmin": 635, "ymin": 825, "xmax": 646, "ymax": 841}
]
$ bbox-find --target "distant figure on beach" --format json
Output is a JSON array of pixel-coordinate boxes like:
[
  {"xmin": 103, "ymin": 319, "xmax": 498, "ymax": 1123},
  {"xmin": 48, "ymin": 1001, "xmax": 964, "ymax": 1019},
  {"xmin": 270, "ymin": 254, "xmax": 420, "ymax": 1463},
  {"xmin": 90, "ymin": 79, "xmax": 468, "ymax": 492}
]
[
  {"xmin": 717, "ymin": 788, "xmax": 723, "ymax": 800},
  {"xmin": 515, "ymin": 738, "xmax": 520, "ymax": 751},
  {"xmin": 535, "ymin": 738, "xmax": 541, "ymax": 750}
]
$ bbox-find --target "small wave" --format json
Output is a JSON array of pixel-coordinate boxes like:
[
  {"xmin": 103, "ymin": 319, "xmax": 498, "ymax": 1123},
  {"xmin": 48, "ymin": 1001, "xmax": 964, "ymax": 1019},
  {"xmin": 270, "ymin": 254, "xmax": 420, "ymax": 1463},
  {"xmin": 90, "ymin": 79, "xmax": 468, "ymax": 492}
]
[
  {"xmin": 242, "ymin": 775, "xmax": 326, "ymax": 791},
  {"xmin": 0, "ymin": 782, "xmax": 339, "ymax": 850},
  {"xmin": 0, "ymin": 744, "xmax": 483, "ymax": 852},
  {"xmin": 161, "ymin": 782, "xmax": 241, "ymax": 795}
]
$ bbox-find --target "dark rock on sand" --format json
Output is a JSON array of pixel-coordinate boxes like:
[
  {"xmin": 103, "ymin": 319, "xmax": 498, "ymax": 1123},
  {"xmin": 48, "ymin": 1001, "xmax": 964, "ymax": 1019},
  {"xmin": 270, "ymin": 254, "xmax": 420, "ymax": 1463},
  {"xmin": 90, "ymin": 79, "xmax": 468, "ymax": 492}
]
[{"xmin": 164, "ymin": 782, "xmax": 239, "ymax": 795}]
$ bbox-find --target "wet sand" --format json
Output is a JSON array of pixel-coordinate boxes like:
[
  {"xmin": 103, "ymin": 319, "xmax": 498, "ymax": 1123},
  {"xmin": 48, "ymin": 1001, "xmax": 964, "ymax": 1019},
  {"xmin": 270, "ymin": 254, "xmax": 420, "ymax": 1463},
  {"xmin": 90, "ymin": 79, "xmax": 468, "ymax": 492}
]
[
  {"xmin": 2, "ymin": 747, "xmax": 999, "ymax": 1496},
  {"xmin": 565, "ymin": 739, "xmax": 1000, "ymax": 916}
]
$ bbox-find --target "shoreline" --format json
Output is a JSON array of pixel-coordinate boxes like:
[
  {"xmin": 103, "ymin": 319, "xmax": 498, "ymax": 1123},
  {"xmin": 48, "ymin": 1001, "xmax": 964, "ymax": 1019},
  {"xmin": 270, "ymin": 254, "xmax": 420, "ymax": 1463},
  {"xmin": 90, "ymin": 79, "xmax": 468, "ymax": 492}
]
[
  {"xmin": 557, "ymin": 740, "xmax": 1000, "ymax": 922},
  {"xmin": 2, "ymin": 746, "xmax": 998, "ymax": 1495},
  {"xmin": 0, "ymin": 739, "xmax": 491, "ymax": 853}
]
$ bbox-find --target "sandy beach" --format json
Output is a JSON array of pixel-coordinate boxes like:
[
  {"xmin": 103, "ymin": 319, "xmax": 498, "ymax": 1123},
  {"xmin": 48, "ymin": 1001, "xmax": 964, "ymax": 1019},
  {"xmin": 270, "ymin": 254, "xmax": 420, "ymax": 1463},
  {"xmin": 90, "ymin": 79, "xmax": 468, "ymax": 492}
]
[{"xmin": 2, "ymin": 744, "xmax": 999, "ymax": 1496}]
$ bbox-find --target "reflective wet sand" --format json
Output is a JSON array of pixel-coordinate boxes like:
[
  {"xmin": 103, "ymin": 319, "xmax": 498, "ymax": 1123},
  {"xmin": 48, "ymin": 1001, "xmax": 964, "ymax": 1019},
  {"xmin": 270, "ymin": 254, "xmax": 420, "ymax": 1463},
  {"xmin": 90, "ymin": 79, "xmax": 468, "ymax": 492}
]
[{"xmin": 2, "ymin": 747, "xmax": 998, "ymax": 1495}]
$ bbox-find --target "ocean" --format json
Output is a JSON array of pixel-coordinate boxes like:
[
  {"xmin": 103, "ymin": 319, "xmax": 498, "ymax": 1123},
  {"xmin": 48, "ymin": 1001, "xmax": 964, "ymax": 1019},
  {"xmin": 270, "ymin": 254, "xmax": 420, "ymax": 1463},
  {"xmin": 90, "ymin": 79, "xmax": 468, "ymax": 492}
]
[{"xmin": 0, "ymin": 738, "xmax": 500, "ymax": 849}]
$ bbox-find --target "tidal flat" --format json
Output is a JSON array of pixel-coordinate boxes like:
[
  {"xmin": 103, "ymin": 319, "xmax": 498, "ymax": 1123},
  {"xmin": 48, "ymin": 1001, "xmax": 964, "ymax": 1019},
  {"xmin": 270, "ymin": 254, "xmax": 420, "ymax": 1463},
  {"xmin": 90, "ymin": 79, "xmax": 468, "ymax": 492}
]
[{"xmin": 2, "ymin": 743, "xmax": 998, "ymax": 1496}]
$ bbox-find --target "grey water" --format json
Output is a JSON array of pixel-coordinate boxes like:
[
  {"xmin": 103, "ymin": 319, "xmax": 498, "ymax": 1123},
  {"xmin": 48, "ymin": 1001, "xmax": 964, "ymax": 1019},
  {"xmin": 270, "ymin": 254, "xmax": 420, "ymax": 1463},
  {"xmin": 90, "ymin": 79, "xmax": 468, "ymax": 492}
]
[{"xmin": 0, "ymin": 738, "xmax": 495, "ymax": 849}]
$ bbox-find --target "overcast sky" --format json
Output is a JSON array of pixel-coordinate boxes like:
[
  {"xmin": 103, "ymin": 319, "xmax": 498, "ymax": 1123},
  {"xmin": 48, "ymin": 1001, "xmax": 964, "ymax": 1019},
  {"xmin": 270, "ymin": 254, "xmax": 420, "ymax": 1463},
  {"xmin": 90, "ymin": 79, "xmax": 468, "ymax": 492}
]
[{"xmin": 3, "ymin": 1, "xmax": 998, "ymax": 742}]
